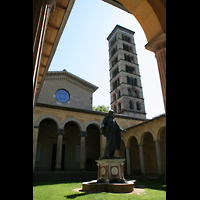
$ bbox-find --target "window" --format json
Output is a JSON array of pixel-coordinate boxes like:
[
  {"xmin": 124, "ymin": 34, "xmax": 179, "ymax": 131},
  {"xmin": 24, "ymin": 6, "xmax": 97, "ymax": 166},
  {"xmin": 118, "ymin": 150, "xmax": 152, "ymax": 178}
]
[
  {"xmin": 112, "ymin": 67, "xmax": 119, "ymax": 78},
  {"xmin": 118, "ymin": 90, "xmax": 121, "ymax": 98},
  {"xmin": 126, "ymin": 65, "xmax": 135, "ymax": 74},
  {"xmin": 118, "ymin": 103, "xmax": 121, "ymax": 111},
  {"xmin": 113, "ymin": 93, "xmax": 116, "ymax": 101},
  {"xmin": 112, "ymin": 78, "xmax": 120, "ymax": 90},
  {"xmin": 127, "ymin": 76, "xmax": 130, "ymax": 84},
  {"xmin": 136, "ymin": 102, "xmax": 141, "ymax": 110},
  {"xmin": 128, "ymin": 88, "xmax": 131, "ymax": 96},
  {"xmin": 134, "ymin": 78, "xmax": 137, "ymax": 86},
  {"xmin": 129, "ymin": 101, "xmax": 133, "ymax": 109},
  {"xmin": 124, "ymin": 54, "xmax": 134, "ymax": 63},
  {"xmin": 110, "ymin": 36, "xmax": 116, "ymax": 47},
  {"xmin": 112, "ymin": 56, "xmax": 118, "ymax": 67},
  {"xmin": 114, "ymin": 105, "xmax": 117, "ymax": 113},
  {"xmin": 55, "ymin": 89, "xmax": 70, "ymax": 103},
  {"xmin": 122, "ymin": 34, "xmax": 131, "ymax": 43},
  {"xmin": 123, "ymin": 43, "xmax": 133, "ymax": 53},
  {"xmin": 134, "ymin": 90, "xmax": 139, "ymax": 98},
  {"xmin": 111, "ymin": 46, "xmax": 117, "ymax": 57}
]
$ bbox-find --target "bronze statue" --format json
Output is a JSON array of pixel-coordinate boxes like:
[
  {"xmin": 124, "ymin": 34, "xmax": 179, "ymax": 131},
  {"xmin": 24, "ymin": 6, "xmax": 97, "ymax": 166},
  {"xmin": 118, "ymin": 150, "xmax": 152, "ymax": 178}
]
[{"xmin": 100, "ymin": 110, "xmax": 127, "ymax": 158}]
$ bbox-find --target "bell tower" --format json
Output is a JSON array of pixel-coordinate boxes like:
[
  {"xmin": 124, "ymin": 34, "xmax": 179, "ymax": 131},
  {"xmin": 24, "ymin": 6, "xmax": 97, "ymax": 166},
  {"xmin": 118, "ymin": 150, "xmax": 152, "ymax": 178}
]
[{"xmin": 107, "ymin": 25, "xmax": 146, "ymax": 119}]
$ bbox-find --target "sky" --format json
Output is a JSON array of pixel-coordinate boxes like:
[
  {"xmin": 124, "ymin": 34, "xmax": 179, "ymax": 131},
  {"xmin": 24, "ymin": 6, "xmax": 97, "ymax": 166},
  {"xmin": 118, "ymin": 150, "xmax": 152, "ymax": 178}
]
[{"xmin": 48, "ymin": 0, "xmax": 165, "ymax": 119}]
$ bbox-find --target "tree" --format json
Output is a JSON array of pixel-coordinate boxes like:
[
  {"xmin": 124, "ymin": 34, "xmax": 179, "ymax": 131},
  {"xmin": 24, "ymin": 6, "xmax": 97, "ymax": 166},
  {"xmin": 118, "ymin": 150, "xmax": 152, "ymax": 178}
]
[{"xmin": 93, "ymin": 105, "xmax": 110, "ymax": 113}]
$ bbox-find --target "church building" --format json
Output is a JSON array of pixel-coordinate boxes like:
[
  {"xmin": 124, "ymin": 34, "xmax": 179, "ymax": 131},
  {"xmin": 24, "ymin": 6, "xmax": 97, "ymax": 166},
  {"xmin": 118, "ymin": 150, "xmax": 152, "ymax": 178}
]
[{"xmin": 33, "ymin": 25, "xmax": 166, "ymax": 179}]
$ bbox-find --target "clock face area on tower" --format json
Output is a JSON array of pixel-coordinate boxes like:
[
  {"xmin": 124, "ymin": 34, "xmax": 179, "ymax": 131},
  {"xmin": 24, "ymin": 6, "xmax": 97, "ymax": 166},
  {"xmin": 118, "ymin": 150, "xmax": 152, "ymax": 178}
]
[{"xmin": 55, "ymin": 89, "xmax": 70, "ymax": 103}]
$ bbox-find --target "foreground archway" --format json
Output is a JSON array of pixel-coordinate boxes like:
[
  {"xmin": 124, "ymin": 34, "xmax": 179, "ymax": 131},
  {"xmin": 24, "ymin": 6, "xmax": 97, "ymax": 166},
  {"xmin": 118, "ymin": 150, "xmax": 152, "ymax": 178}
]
[
  {"xmin": 103, "ymin": 0, "xmax": 166, "ymax": 111},
  {"xmin": 64, "ymin": 122, "xmax": 80, "ymax": 170},
  {"xmin": 85, "ymin": 124, "xmax": 101, "ymax": 171},
  {"xmin": 35, "ymin": 118, "xmax": 58, "ymax": 171},
  {"xmin": 143, "ymin": 132, "xmax": 158, "ymax": 175}
]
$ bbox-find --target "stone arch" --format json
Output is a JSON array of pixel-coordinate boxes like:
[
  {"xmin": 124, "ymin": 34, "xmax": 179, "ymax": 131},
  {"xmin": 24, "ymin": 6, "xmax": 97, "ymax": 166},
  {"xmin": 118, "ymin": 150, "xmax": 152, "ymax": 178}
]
[
  {"xmin": 115, "ymin": 0, "xmax": 166, "ymax": 42},
  {"xmin": 139, "ymin": 128, "xmax": 155, "ymax": 144},
  {"xmin": 127, "ymin": 133, "xmax": 139, "ymax": 146},
  {"xmin": 35, "ymin": 114, "xmax": 62, "ymax": 129},
  {"xmin": 61, "ymin": 117, "xmax": 84, "ymax": 131},
  {"xmin": 156, "ymin": 126, "xmax": 166, "ymax": 140},
  {"xmin": 83, "ymin": 120, "xmax": 101, "ymax": 132}
]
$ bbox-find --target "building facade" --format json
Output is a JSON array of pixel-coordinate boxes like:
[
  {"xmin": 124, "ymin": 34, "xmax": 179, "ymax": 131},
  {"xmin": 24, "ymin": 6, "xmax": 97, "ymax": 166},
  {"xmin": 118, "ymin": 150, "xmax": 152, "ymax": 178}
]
[
  {"xmin": 37, "ymin": 70, "xmax": 98, "ymax": 110},
  {"xmin": 107, "ymin": 25, "xmax": 146, "ymax": 119}
]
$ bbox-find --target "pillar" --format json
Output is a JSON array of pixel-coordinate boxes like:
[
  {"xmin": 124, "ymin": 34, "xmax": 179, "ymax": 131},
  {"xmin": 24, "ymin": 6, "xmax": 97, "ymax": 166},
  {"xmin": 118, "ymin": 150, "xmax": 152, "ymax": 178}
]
[
  {"xmin": 55, "ymin": 129, "xmax": 65, "ymax": 171},
  {"xmin": 154, "ymin": 139, "xmax": 163, "ymax": 175},
  {"xmin": 80, "ymin": 131, "xmax": 87, "ymax": 170},
  {"xmin": 138, "ymin": 143, "xmax": 145, "ymax": 175},
  {"xmin": 33, "ymin": 126, "xmax": 39, "ymax": 171},
  {"xmin": 145, "ymin": 31, "xmax": 166, "ymax": 112},
  {"xmin": 125, "ymin": 146, "xmax": 131, "ymax": 176}
]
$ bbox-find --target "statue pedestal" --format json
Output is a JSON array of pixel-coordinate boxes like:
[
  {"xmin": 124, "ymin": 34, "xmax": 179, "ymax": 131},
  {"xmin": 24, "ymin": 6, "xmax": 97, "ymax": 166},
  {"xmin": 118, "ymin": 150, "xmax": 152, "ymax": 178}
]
[{"xmin": 96, "ymin": 158, "xmax": 126, "ymax": 183}]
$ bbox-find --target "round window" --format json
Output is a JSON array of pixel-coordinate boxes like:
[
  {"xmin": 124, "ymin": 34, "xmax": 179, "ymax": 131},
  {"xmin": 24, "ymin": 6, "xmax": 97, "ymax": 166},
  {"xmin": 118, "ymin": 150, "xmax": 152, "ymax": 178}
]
[{"xmin": 55, "ymin": 89, "xmax": 70, "ymax": 103}]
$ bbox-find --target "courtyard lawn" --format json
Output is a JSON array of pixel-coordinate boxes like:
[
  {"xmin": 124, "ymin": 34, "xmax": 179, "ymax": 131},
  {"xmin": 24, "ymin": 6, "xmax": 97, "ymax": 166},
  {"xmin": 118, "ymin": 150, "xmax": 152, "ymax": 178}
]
[{"xmin": 33, "ymin": 180, "xmax": 166, "ymax": 200}]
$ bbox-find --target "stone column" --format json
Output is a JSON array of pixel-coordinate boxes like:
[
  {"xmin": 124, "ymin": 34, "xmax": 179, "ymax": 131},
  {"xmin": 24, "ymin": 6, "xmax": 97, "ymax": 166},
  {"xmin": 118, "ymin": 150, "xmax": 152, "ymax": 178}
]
[
  {"xmin": 138, "ymin": 143, "xmax": 145, "ymax": 175},
  {"xmin": 155, "ymin": 47, "xmax": 166, "ymax": 112},
  {"xmin": 125, "ymin": 146, "xmax": 131, "ymax": 176},
  {"xmin": 55, "ymin": 129, "xmax": 65, "ymax": 171},
  {"xmin": 145, "ymin": 31, "xmax": 166, "ymax": 112},
  {"xmin": 80, "ymin": 131, "xmax": 87, "ymax": 170},
  {"xmin": 154, "ymin": 139, "xmax": 163, "ymax": 175},
  {"xmin": 33, "ymin": 126, "xmax": 39, "ymax": 171}
]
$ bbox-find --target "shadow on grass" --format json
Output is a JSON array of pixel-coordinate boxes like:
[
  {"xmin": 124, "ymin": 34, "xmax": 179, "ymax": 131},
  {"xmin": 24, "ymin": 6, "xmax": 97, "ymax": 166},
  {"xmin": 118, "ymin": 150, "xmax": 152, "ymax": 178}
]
[
  {"xmin": 33, "ymin": 180, "xmax": 84, "ymax": 187},
  {"xmin": 64, "ymin": 192, "xmax": 98, "ymax": 199},
  {"xmin": 136, "ymin": 180, "xmax": 166, "ymax": 191}
]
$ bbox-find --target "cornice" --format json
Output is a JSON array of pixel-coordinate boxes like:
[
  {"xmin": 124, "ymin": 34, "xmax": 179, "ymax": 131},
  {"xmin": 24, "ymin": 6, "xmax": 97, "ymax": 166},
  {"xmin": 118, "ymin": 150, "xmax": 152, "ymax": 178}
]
[{"xmin": 46, "ymin": 71, "xmax": 98, "ymax": 93}]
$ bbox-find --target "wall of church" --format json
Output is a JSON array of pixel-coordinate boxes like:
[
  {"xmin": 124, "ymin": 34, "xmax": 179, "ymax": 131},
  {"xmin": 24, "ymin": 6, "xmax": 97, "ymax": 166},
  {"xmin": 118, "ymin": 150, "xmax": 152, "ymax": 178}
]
[{"xmin": 37, "ymin": 78, "xmax": 93, "ymax": 110}]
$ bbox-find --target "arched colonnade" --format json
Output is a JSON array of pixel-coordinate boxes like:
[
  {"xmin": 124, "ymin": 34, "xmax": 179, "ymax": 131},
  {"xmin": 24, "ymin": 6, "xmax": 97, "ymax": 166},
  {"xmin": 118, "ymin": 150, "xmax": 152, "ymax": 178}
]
[{"xmin": 33, "ymin": 114, "xmax": 101, "ymax": 171}]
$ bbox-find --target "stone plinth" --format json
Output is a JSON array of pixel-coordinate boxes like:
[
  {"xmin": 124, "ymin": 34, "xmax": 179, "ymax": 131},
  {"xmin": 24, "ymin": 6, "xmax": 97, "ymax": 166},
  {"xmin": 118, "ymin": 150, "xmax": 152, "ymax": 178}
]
[{"xmin": 96, "ymin": 158, "xmax": 126, "ymax": 183}]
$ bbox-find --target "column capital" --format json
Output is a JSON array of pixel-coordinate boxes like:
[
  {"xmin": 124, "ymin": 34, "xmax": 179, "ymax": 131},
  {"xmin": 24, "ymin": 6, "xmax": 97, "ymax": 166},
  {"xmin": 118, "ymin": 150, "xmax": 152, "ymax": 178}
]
[
  {"xmin": 138, "ymin": 142, "xmax": 144, "ymax": 146},
  {"xmin": 154, "ymin": 139, "xmax": 160, "ymax": 142},
  {"xmin": 145, "ymin": 30, "xmax": 166, "ymax": 53},
  {"xmin": 57, "ymin": 129, "xmax": 65, "ymax": 135},
  {"xmin": 80, "ymin": 131, "xmax": 87, "ymax": 137},
  {"xmin": 34, "ymin": 125, "xmax": 39, "ymax": 129}
]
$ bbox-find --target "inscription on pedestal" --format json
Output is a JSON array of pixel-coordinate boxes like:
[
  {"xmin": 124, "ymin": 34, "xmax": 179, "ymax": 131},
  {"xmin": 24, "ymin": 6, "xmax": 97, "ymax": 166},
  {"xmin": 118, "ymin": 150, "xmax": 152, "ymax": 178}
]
[
  {"xmin": 96, "ymin": 159, "xmax": 125, "ymax": 183},
  {"xmin": 101, "ymin": 166, "xmax": 106, "ymax": 176},
  {"xmin": 111, "ymin": 166, "xmax": 119, "ymax": 176}
]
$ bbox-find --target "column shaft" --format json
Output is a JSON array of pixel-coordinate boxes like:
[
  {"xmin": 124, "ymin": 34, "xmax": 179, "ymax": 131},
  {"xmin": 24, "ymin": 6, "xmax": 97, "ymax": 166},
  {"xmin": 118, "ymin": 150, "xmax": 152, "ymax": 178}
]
[
  {"xmin": 55, "ymin": 129, "xmax": 65, "ymax": 171},
  {"xmin": 33, "ymin": 126, "xmax": 39, "ymax": 171},
  {"xmin": 155, "ymin": 47, "xmax": 166, "ymax": 112},
  {"xmin": 154, "ymin": 139, "xmax": 163, "ymax": 175},
  {"xmin": 138, "ymin": 143, "xmax": 145, "ymax": 175},
  {"xmin": 125, "ymin": 146, "xmax": 131, "ymax": 176},
  {"xmin": 80, "ymin": 131, "xmax": 87, "ymax": 170}
]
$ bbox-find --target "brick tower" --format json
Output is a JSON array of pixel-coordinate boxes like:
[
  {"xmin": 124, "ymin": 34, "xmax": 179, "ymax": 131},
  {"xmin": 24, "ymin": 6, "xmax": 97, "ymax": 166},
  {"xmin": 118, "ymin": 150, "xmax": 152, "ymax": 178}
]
[{"xmin": 107, "ymin": 25, "xmax": 146, "ymax": 119}]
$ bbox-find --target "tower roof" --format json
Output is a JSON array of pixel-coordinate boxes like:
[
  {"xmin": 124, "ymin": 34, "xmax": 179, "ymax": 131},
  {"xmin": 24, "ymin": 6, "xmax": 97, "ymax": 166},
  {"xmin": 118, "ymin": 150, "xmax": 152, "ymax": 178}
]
[{"xmin": 107, "ymin": 25, "xmax": 135, "ymax": 41}]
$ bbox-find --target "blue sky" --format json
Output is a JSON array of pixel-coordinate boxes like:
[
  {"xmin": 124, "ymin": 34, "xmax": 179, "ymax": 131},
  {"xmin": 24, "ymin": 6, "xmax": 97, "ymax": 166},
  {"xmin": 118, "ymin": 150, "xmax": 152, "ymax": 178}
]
[{"xmin": 49, "ymin": 0, "xmax": 165, "ymax": 119}]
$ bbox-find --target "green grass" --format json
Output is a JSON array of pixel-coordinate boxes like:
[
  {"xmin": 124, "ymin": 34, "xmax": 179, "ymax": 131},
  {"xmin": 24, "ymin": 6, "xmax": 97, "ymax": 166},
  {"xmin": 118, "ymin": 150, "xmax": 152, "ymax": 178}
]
[{"xmin": 33, "ymin": 180, "xmax": 166, "ymax": 200}]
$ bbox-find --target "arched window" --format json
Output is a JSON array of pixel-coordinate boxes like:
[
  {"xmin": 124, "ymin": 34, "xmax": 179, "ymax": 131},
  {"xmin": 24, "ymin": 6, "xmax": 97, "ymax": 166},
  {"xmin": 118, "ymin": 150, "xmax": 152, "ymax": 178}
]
[
  {"xmin": 118, "ymin": 90, "xmax": 121, "ymax": 98},
  {"xmin": 134, "ymin": 78, "xmax": 137, "ymax": 86},
  {"xmin": 130, "ymin": 77, "xmax": 134, "ymax": 85},
  {"xmin": 114, "ymin": 105, "xmax": 117, "ymax": 113},
  {"xmin": 135, "ymin": 90, "xmax": 139, "ymax": 98},
  {"xmin": 136, "ymin": 102, "xmax": 141, "ymax": 110},
  {"xmin": 118, "ymin": 103, "xmax": 121, "ymax": 111},
  {"xmin": 127, "ymin": 76, "xmax": 130, "ymax": 84},
  {"xmin": 113, "ymin": 93, "xmax": 116, "ymax": 101},
  {"xmin": 129, "ymin": 101, "xmax": 133, "ymax": 109},
  {"xmin": 128, "ymin": 88, "xmax": 131, "ymax": 96}
]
